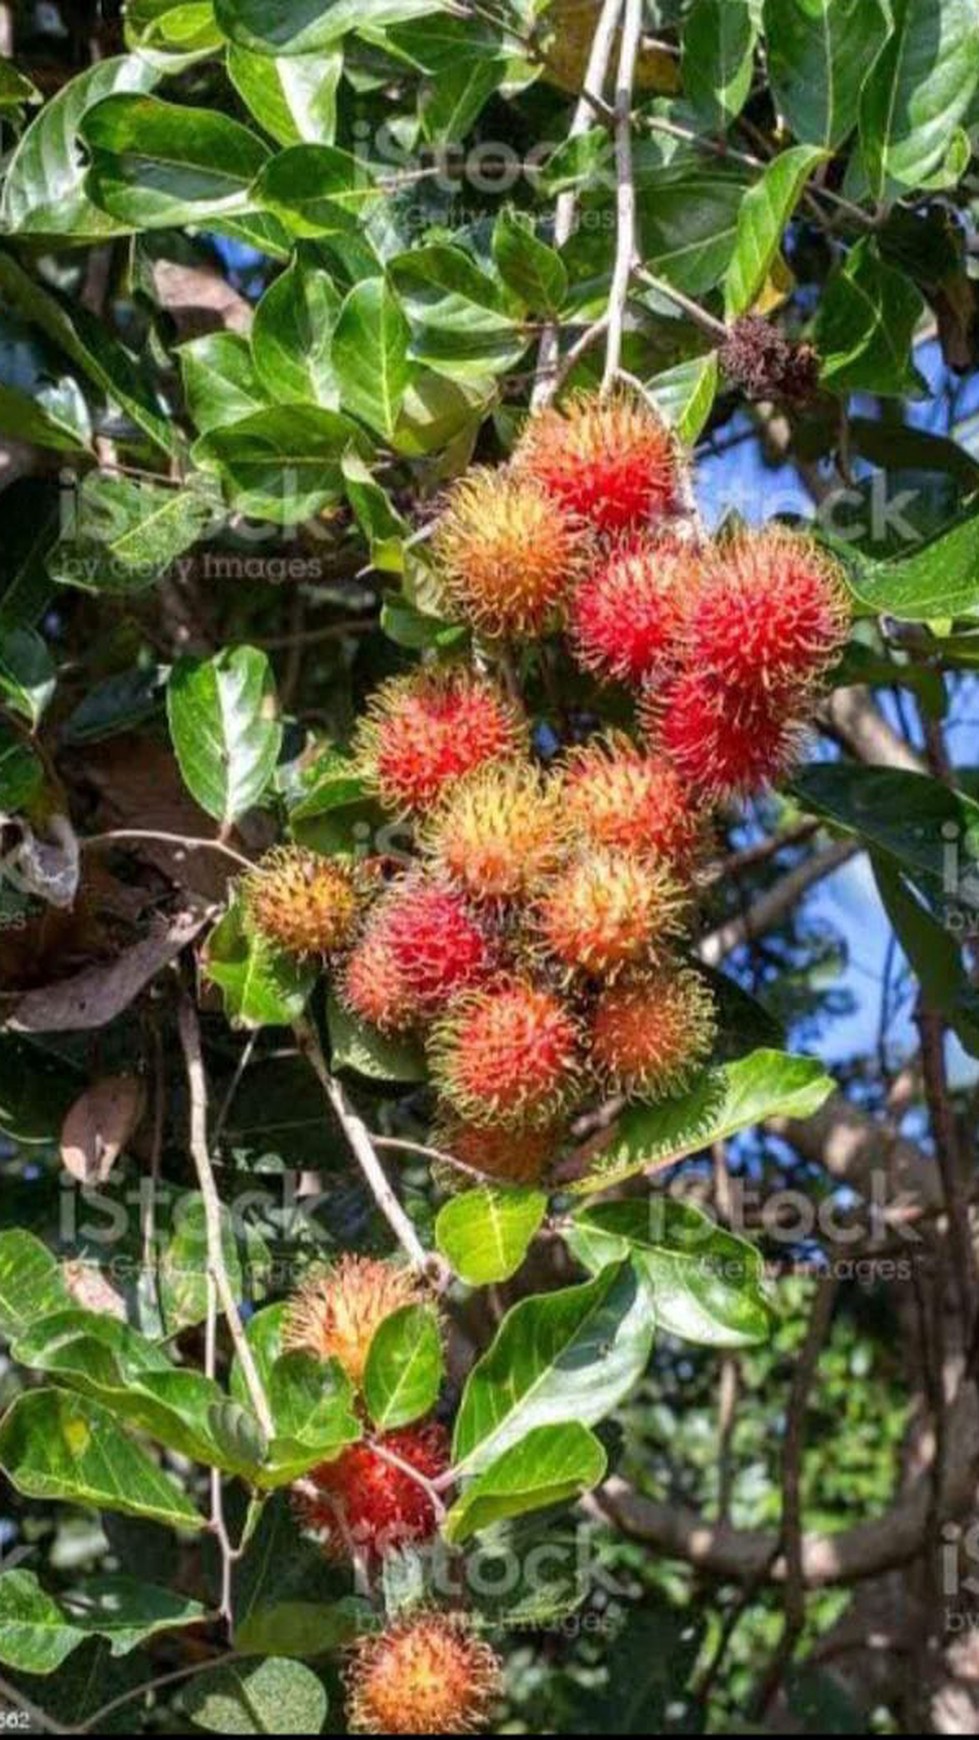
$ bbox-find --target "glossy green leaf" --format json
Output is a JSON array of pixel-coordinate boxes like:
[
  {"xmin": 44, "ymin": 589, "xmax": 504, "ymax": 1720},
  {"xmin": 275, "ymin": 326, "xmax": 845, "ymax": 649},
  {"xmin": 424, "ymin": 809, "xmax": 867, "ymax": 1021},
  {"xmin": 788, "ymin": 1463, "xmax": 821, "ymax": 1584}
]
[
  {"xmin": 724, "ymin": 145, "xmax": 828, "ymax": 318},
  {"xmin": 646, "ymin": 353, "xmax": 718, "ymax": 443},
  {"xmin": 193, "ymin": 405, "xmax": 357, "ymax": 523},
  {"xmin": 363, "ymin": 1304, "xmax": 443, "ymax": 1430},
  {"xmin": 444, "ymin": 1421, "xmax": 606, "ymax": 1545},
  {"xmin": 492, "ymin": 210, "xmax": 567, "ymax": 316},
  {"xmin": 436, "ymin": 1187, "xmax": 547, "ymax": 1286},
  {"xmin": 0, "ymin": 1230, "xmax": 70, "ymax": 1340},
  {"xmin": 167, "ymin": 645, "xmax": 282, "ymax": 825},
  {"xmin": 0, "ymin": 725, "xmax": 44, "ymax": 813},
  {"xmin": 49, "ymin": 472, "xmax": 220, "ymax": 595},
  {"xmin": 327, "ymin": 989, "xmax": 427, "ymax": 1082},
  {"xmin": 683, "ymin": 0, "xmax": 756, "ymax": 131},
  {"xmin": 814, "ymin": 238, "xmax": 927, "ymax": 397},
  {"xmin": 845, "ymin": 506, "xmax": 979, "ymax": 619},
  {"xmin": 214, "ymin": 0, "xmax": 444, "ymax": 54},
  {"xmin": 80, "ymin": 94, "xmax": 269, "ymax": 229},
  {"xmin": 126, "ymin": 0, "xmax": 223, "ymax": 52},
  {"xmin": 205, "ymin": 896, "xmax": 317, "ymax": 1029},
  {"xmin": 227, "ymin": 43, "xmax": 342, "ymax": 145},
  {"xmin": 0, "ymin": 629, "xmax": 55, "ymax": 725},
  {"xmin": 331, "ymin": 278, "xmax": 411, "ymax": 436},
  {"xmin": 251, "ymin": 255, "xmax": 340, "ymax": 406},
  {"xmin": 180, "ymin": 331, "xmax": 268, "ymax": 434},
  {"xmin": 0, "ymin": 1389, "xmax": 205, "ymax": 1529},
  {"xmin": 792, "ymin": 762, "xmax": 979, "ymax": 896},
  {"xmin": 872, "ymin": 853, "xmax": 979, "ymax": 1056},
  {"xmin": 180, "ymin": 1656, "xmax": 328, "ymax": 1735},
  {"xmin": 158, "ymin": 1193, "xmax": 259, "ymax": 1336},
  {"xmin": 568, "ymin": 1200, "xmax": 773, "ymax": 1347},
  {"xmin": 859, "ymin": 0, "xmax": 979, "ymax": 198},
  {"xmin": 764, "ymin": 0, "xmax": 889, "ymax": 148},
  {"xmin": 0, "ymin": 1570, "xmax": 207, "ymax": 1674},
  {"xmin": 452, "ymin": 1261, "xmax": 654, "ymax": 1475},
  {"xmin": 389, "ymin": 244, "xmax": 526, "ymax": 381},
  {"xmin": 636, "ymin": 163, "xmax": 751, "ymax": 297},
  {"xmin": 571, "ymin": 1049, "xmax": 834, "ymax": 1194},
  {"xmin": 253, "ymin": 143, "xmax": 374, "ymax": 238}
]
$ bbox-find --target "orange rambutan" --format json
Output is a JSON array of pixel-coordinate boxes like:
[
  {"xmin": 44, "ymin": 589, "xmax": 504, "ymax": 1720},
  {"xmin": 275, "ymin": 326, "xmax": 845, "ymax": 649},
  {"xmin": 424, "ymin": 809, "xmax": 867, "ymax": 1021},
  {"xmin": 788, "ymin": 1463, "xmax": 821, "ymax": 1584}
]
[
  {"xmin": 243, "ymin": 846, "xmax": 359, "ymax": 958},
  {"xmin": 646, "ymin": 672, "xmax": 803, "ymax": 800},
  {"xmin": 434, "ymin": 1113, "xmax": 564, "ymax": 1186},
  {"xmin": 346, "ymin": 1611, "xmax": 501, "ymax": 1735},
  {"xmin": 535, "ymin": 849, "xmax": 687, "ymax": 977},
  {"xmin": 430, "ymin": 978, "xmax": 581, "ymax": 1128},
  {"xmin": 432, "ymin": 468, "xmax": 587, "ymax": 639},
  {"xmin": 686, "ymin": 527, "xmax": 850, "ymax": 702},
  {"xmin": 340, "ymin": 923, "xmax": 418, "ymax": 1034},
  {"xmin": 562, "ymin": 733, "xmax": 706, "ymax": 867},
  {"xmin": 284, "ymin": 1255, "xmax": 429, "ymax": 1389},
  {"xmin": 425, "ymin": 762, "xmax": 565, "ymax": 903},
  {"xmin": 512, "ymin": 391, "xmax": 682, "ymax": 534},
  {"xmin": 569, "ymin": 535, "xmax": 694, "ymax": 686},
  {"xmin": 589, "ymin": 966, "xmax": 717, "ymax": 1097},
  {"xmin": 294, "ymin": 1422, "xmax": 449, "ymax": 1564},
  {"xmin": 360, "ymin": 875, "xmax": 498, "ymax": 1019},
  {"xmin": 354, "ymin": 668, "xmax": 525, "ymax": 815}
]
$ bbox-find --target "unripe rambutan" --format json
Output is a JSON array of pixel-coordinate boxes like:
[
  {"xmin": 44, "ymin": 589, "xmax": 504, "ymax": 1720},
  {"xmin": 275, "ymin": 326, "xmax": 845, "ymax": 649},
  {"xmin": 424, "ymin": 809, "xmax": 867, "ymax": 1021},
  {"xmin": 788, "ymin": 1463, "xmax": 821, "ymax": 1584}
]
[
  {"xmin": 243, "ymin": 846, "xmax": 358, "ymax": 958},
  {"xmin": 685, "ymin": 527, "xmax": 850, "ymax": 701},
  {"xmin": 371, "ymin": 875, "xmax": 497, "ymax": 1017},
  {"xmin": 536, "ymin": 849, "xmax": 687, "ymax": 977},
  {"xmin": 646, "ymin": 672, "xmax": 802, "ymax": 799},
  {"xmin": 294, "ymin": 1422, "xmax": 449, "ymax": 1564},
  {"xmin": 590, "ymin": 966, "xmax": 717, "ymax": 1097},
  {"xmin": 341, "ymin": 924, "xmax": 417, "ymax": 1034},
  {"xmin": 430, "ymin": 979, "xmax": 580, "ymax": 1128},
  {"xmin": 354, "ymin": 668, "xmax": 525, "ymax": 815},
  {"xmin": 425, "ymin": 762, "xmax": 564, "ymax": 902},
  {"xmin": 562, "ymin": 733, "xmax": 706, "ymax": 867},
  {"xmin": 569, "ymin": 535, "xmax": 694, "ymax": 686},
  {"xmin": 512, "ymin": 391, "xmax": 681, "ymax": 534},
  {"xmin": 434, "ymin": 1113, "xmax": 564, "ymax": 1185},
  {"xmin": 433, "ymin": 468, "xmax": 586, "ymax": 639},
  {"xmin": 346, "ymin": 1612, "xmax": 501, "ymax": 1735},
  {"xmin": 284, "ymin": 1255, "xmax": 429, "ymax": 1388}
]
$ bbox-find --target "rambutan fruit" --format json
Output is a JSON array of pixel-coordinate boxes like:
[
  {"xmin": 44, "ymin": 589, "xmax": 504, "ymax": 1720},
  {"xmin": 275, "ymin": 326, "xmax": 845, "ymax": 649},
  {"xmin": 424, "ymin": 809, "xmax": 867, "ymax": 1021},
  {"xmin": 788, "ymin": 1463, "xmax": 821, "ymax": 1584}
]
[
  {"xmin": 561, "ymin": 733, "xmax": 706, "ymax": 868},
  {"xmin": 430, "ymin": 978, "xmax": 581, "ymax": 1129},
  {"xmin": 243, "ymin": 846, "xmax": 358, "ymax": 958},
  {"xmin": 645, "ymin": 671, "xmax": 802, "ymax": 800},
  {"xmin": 432, "ymin": 468, "xmax": 587, "ymax": 639},
  {"xmin": 284, "ymin": 1255, "xmax": 429, "ymax": 1389},
  {"xmin": 346, "ymin": 1611, "xmax": 501, "ymax": 1735},
  {"xmin": 354, "ymin": 668, "xmax": 525, "ymax": 815},
  {"xmin": 294, "ymin": 1422, "xmax": 449, "ymax": 1564},
  {"xmin": 685, "ymin": 527, "xmax": 850, "ymax": 702},
  {"xmin": 425, "ymin": 762, "xmax": 565, "ymax": 903},
  {"xmin": 340, "ymin": 923, "xmax": 418, "ymax": 1035},
  {"xmin": 512, "ymin": 391, "xmax": 682, "ymax": 535},
  {"xmin": 535, "ymin": 849, "xmax": 687, "ymax": 977},
  {"xmin": 569, "ymin": 535, "xmax": 694, "ymax": 686},
  {"xmin": 434, "ymin": 1113, "xmax": 564, "ymax": 1186},
  {"xmin": 369, "ymin": 875, "xmax": 497, "ymax": 1017},
  {"xmin": 589, "ymin": 966, "xmax": 717, "ymax": 1098}
]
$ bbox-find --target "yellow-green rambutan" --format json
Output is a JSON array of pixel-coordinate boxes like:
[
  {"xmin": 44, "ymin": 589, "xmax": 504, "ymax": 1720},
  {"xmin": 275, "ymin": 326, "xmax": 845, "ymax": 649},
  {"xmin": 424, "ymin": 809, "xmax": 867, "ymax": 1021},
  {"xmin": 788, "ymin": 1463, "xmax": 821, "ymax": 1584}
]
[
  {"xmin": 432, "ymin": 468, "xmax": 587, "ymax": 639},
  {"xmin": 535, "ymin": 849, "xmax": 688, "ymax": 977},
  {"xmin": 283, "ymin": 1255, "xmax": 430, "ymax": 1389},
  {"xmin": 589, "ymin": 966, "xmax": 717, "ymax": 1098},
  {"xmin": 243, "ymin": 846, "xmax": 359, "ymax": 958},
  {"xmin": 424, "ymin": 761, "xmax": 565, "ymax": 903}
]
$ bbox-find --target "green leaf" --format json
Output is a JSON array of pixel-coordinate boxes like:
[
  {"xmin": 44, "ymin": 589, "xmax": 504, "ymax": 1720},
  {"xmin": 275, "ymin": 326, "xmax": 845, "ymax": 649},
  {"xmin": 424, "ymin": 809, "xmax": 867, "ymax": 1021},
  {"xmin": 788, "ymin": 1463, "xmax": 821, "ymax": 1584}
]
[
  {"xmin": 205, "ymin": 896, "xmax": 317, "ymax": 1029},
  {"xmin": 452, "ymin": 1261, "xmax": 654, "ymax": 1475},
  {"xmin": 253, "ymin": 143, "xmax": 375, "ymax": 238},
  {"xmin": 0, "ymin": 1570, "xmax": 207, "ymax": 1675},
  {"xmin": 0, "ymin": 723, "xmax": 43, "ymax": 813},
  {"xmin": 436, "ymin": 1187, "xmax": 547, "ymax": 1286},
  {"xmin": 636, "ymin": 163, "xmax": 751, "ymax": 297},
  {"xmin": 363, "ymin": 1304, "xmax": 443, "ymax": 1430},
  {"xmin": 872, "ymin": 852, "xmax": 979, "ymax": 1056},
  {"xmin": 49, "ymin": 472, "xmax": 221, "ymax": 595},
  {"xmin": 1, "ymin": 54, "xmax": 160, "ymax": 240},
  {"xmin": 342, "ymin": 453, "xmax": 409, "ymax": 573},
  {"xmin": 332, "ymin": 278, "xmax": 411, "ymax": 437},
  {"xmin": 646, "ymin": 353, "xmax": 718, "ymax": 444},
  {"xmin": 0, "ymin": 504, "xmax": 59, "ymax": 634},
  {"xmin": 389, "ymin": 244, "xmax": 526, "ymax": 381},
  {"xmin": 567, "ymin": 1200, "xmax": 773, "ymax": 1347},
  {"xmin": 193, "ymin": 405, "xmax": 357, "ymax": 523},
  {"xmin": 845, "ymin": 506, "xmax": 979, "ymax": 619},
  {"xmin": 492, "ymin": 210, "xmax": 568, "ymax": 316},
  {"xmin": 0, "ymin": 58, "xmax": 39, "ymax": 110},
  {"xmin": 167, "ymin": 645, "xmax": 282, "ymax": 825},
  {"xmin": 859, "ymin": 0, "xmax": 979, "ymax": 198},
  {"xmin": 683, "ymin": 0, "xmax": 757, "ymax": 131},
  {"xmin": 284, "ymin": 744, "xmax": 366, "ymax": 819},
  {"xmin": 571, "ymin": 1049, "xmax": 835, "ymax": 1195},
  {"xmin": 80, "ymin": 94, "xmax": 269, "ymax": 230},
  {"xmin": 227, "ymin": 44, "xmax": 342, "ymax": 145},
  {"xmin": 0, "ymin": 629, "xmax": 55, "ymax": 725},
  {"xmin": 764, "ymin": 0, "xmax": 889, "ymax": 149},
  {"xmin": 814, "ymin": 238, "xmax": 926, "ymax": 397},
  {"xmin": 326, "ymin": 988, "xmax": 427, "ymax": 1082},
  {"xmin": 127, "ymin": 0, "xmax": 224, "ymax": 53},
  {"xmin": 724, "ymin": 145, "xmax": 828, "ymax": 318},
  {"xmin": 251, "ymin": 255, "xmax": 340, "ymax": 407},
  {"xmin": 181, "ymin": 331, "xmax": 268, "ymax": 434},
  {"xmin": 260, "ymin": 1355, "xmax": 361, "ymax": 1486},
  {"xmin": 792, "ymin": 762, "xmax": 979, "ymax": 897},
  {"xmin": 158, "ymin": 1193, "xmax": 260, "ymax": 1335},
  {"xmin": 214, "ymin": 0, "xmax": 445, "ymax": 54},
  {"xmin": 444, "ymin": 1421, "xmax": 606, "ymax": 1545},
  {"xmin": 0, "ymin": 1230, "xmax": 70, "ymax": 1340},
  {"xmin": 0, "ymin": 1389, "xmax": 205, "ymax": 1529},
  {"xmin": 233, "ymin": 1491, "xmax": 369, "ymax": 1657},
  {"xmin": 235, "ymin": 1595, "xmax": 364, "ymax": 1658},
  {"xmin": 181, "ymin": 1657, "xmax": 328, "ymax": 1735}
]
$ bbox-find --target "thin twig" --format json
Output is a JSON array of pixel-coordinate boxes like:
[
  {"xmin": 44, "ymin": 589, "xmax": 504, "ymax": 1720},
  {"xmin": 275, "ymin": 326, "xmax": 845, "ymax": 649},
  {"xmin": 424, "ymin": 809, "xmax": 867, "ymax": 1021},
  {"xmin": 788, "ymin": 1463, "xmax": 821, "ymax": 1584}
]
[
  {"xmin": 632, "ymin": 263, "xmax": 728, "ymax": 342},
  {"xmin": 0, "ymin": 1675, "xmax": 66, "ymax": 1735},
  {"xmin": 602, "ymin": 0, "xmax": 642, "ymax": 392},
  {"xmin": 83, "ymin": 829, "xmax": 254, "ymax": 874},
  {"xmin": 72, "ymin": 1654, "xmax": 241, "ymax": 1734}
]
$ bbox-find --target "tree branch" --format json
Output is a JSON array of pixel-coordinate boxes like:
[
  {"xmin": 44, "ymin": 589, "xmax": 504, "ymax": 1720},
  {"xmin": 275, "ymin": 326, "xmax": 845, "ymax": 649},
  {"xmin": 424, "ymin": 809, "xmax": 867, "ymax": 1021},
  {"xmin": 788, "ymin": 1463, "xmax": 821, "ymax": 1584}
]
[{"xmin": 602, "ymin": 0, "xmax": 642, "ymax": 391}]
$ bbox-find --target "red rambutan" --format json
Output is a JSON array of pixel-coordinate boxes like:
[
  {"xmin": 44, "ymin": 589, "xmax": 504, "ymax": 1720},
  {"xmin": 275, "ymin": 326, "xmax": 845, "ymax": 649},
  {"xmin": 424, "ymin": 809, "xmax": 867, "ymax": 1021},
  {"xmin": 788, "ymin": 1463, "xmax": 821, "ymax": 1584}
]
[
  {"xmin": 569, "ymin": 535, "xmax": 694, "ymax": 686},
  {"xmin": 434, "ymin": 1113, "xmax": 564, "ymax": 1186},
  {"xmin": 646, "ymin": 671, "xmax": 803, "ymax": 800},
  {"xmin": 685, "ymin": 527, "xmax": 850, "ymax": 701},
  {"xmin": 512, "ymin": 391, "xmax": 682, "ymax": 534},
  {"xmin": 243, "ymin": 846, "xmax": 359, "ymax": 958},
  {"xmin": 430, "ymin": 979, "xmax": 581, "ymax": 1128},
  {"xmin": 536, "ymin": 849, "xmax": 687, "ymax": 977},
  {"xmin": 433, "ymin": 468, "xmax": 587, "ymax": 639},
  {"xmin": 366, "ymin": 876, "xmax": 497, "ymax": 1018},
  {"xmin": 341, "ymin": 923, "xmax": 418, "ymax": 1034},
  {"xmin": 589, "ymin": 966, "xmax": 717, "ymax": 1097},
  {"xmin": 294, "ymin": 1422, "xmax": 449, "ymax": 1564},
  {"xmin": 561, "ymin": 733, "xmax": 706, "ymax": 867},
  {"xmin": 284, "ymin": 1255, "xmax": 430, "ymax": 1389},
  {"xmin": 354, "ymin": 668, "xmax": 525, "ymax": 815},
  {"xmin": 425, "ymin": 762, "xmax": 565, "ymax": 902},
  {"xmin": 346, "ymin": 1611, "xmax": 501, "ymax": 1735}
]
